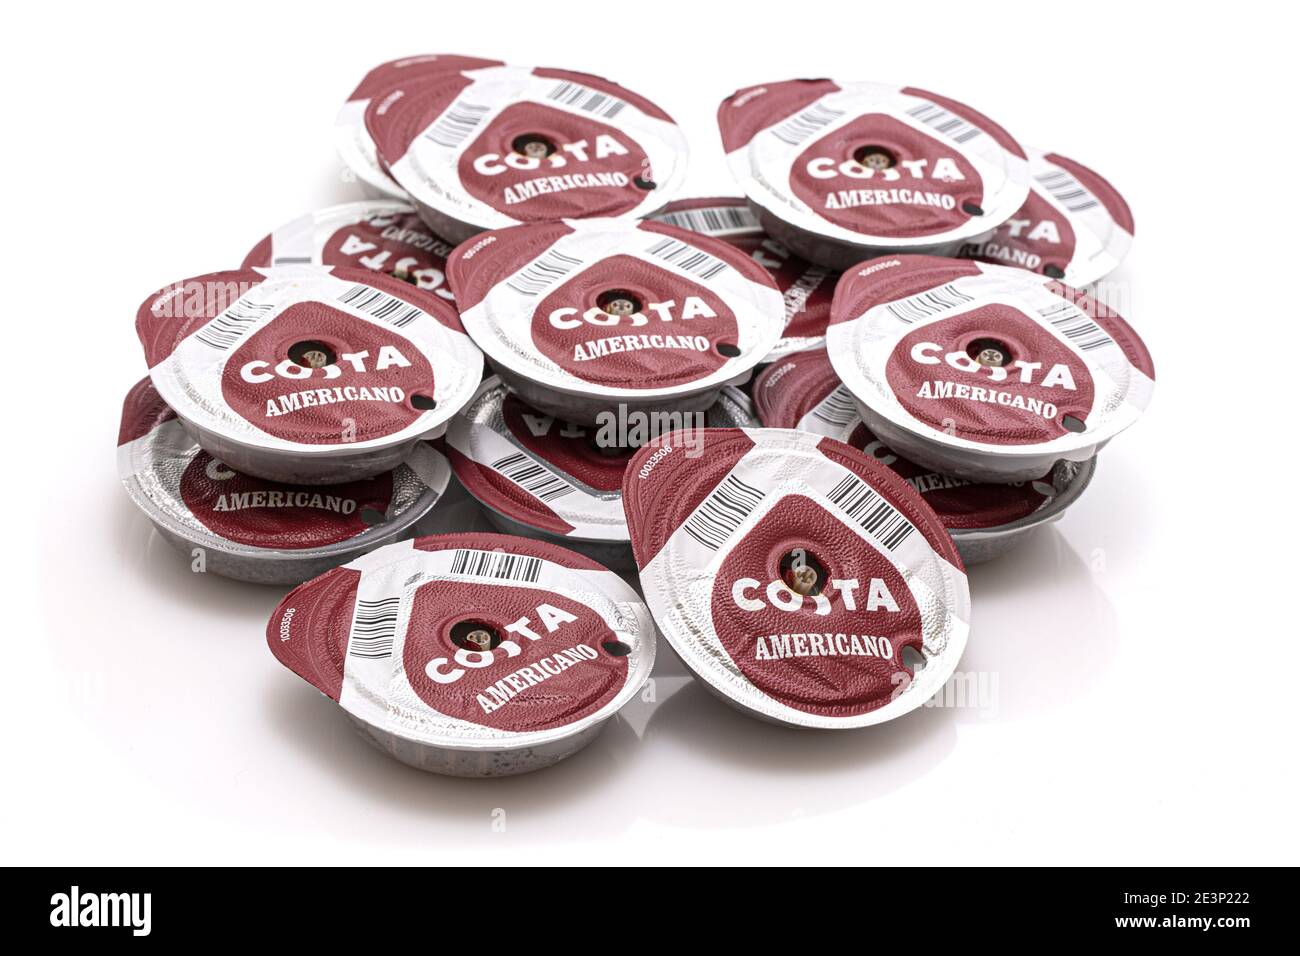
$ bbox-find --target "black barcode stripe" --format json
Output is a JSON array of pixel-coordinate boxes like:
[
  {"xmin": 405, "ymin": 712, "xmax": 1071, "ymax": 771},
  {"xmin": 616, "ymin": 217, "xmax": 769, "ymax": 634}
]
[
  {"xmin": 683, "ymin": 474, "xmax": 765, "ymax": 551},
  {"xmin": 1038, "ymin": 302, "xmax": 1114, "ymax": 352},
  {"xmin": 491, "ymin": 452, "xmax": 574, "ymax": 503},
  {"xmin": 827, "ymin": 474, "xmax": 916, "ymax": 552},
  {"xmin": 645, "ymin": 237, "xmax": 729, "ymax": 280},
  {"xmin": 811, "ymin": 386, "xmax": 860, "ymax": 428},
  {"xmin": 337, "ymin": 284, "xmax": 422, "ymax": 327},
  {"xmin": 546, "ymin": 81, "xmax": 627, "ymax": 119},
  {"xmin": 906, "ymin": 101, "xmax": 982, "ymax": 145},
  {"xmin": 349, "ymin": 597, "xmax": 400, "ymax": 659},
  {"xmin": 506, "ymin": 249, "xmax": 584, "ymax": 296},
  {"xmin": 448, "ymin": 548, "xmax": 542, "ymax": 583},
  {"xmin": 195, "ymin": 300, "xmax": 275, "ymax": 350},
  {"xmin": 1035, "ymin": 168, "xmax": 1100, "ymax": 212},
  {"xmin": 425, "ymin": 100, "xmax": 491, "ymax": 148},
  {"xmin": 771, "ymin": 102, "xmax": 845, "ymax": 146},
  {"xmin": 886, "ymin": 283, "xmax": 974, "ymax": 324},
  {"xmin": 654, "ymin": 205, "xmax": 760, "ymax": 236}
]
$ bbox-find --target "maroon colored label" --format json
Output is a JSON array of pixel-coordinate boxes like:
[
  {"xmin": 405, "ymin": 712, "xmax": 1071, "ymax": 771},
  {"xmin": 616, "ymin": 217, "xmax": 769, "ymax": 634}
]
[
  {"xmin": 178, "ymin": 452, "xmax": 395, "ymax": 549},
  {"xmin": 957, "ymin": 188, "xmax": 1076, "ymax": 276},
  {"xmin": 717, "ymin": 79, "xmax": 841, "ymax": 154},
  {"xmin": 791, "ymin": 113, "xmax": 984, "ymax": 239},
  {"xmin": 1044, "ymin": 152, "xmax": 1134, "ymax": 234},
  {"xmin": 501, "ymin": 394, "xmax": 629, "ymax": 491},
  {"xmin": 346, "ymin": 54, "xmax": 503, "ymax": 103},
  {"xmin": 724, "ymin": 232, "xmax": 833, "ymax": 340}
]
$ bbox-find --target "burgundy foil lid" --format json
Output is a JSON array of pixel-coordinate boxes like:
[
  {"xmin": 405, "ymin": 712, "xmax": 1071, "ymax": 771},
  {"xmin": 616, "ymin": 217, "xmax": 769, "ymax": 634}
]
[
  {"xmin": 448, "ymin": 218, "xmax": 783, "ymax": 398},
  {"xmin": 753, "ymin": 349, "xmax": 1052, "ymax": 530},
  {"xmin": 827, "ymin": 256, "xmax": 1154, "ymax": 455},
  {"xmin": 242, "ymin": 201, "xmax": 457, "ymax": 302},
  {"xmin": 335, "ymin": 54, "xmax": 504, "ymax": 198},
  {"xmin": 957, "ymin": 147, "xmax": 1134, "ymax": 286},
  {"xmin": 623, "ymin": 427, "xmax": 969, "ymax": 728},
  {"xmin": 650, "ymin": 197, "xmax": 836, "ymax": 360},
  {"xmin": 371, "ymin": 64, "xmax": 689, "ymax": 231},
  {"xmin": 267, "ymin": 532, "xmax": 655, "ymax": 744},
  {"xmin": 720, "ymin": 80, "xmax": 1030, "ymax": 247},
  {"xmin": 118, "ymin": 378, "xmax": 449, "ymax": 552},
  {"xmin": 137, "ymin": 265, "xmax": 482, "ymax": 454}
]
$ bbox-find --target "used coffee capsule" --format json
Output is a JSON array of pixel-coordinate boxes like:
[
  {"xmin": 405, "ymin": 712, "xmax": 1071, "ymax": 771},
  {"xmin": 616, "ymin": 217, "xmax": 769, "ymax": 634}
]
[
  {"xmin": 368, "ymin": 63, "xmax": 689, "ymax": 243},
  {"xmin": 136, "ymin": 265, "xmax": 482, "ymax": 485},
  {"xmin": 623, "ymin": 427, "xmax": 970, "ymax": 728},
  {"xmin": 334, "ymin": 54, "xmax": 503, "ymax": 200},
  {"xmin": 827, "ymin": 256, "xmax": 1154, "ymax": 482},
  {"xmin": 445, "ymin": 376, "xmax": 757, "ymax": 569},
  {"xmin": 447, "ymin": 218, "xmax": 784, "ymax": 425},
  {"xmin": 719, "ymin": 79, "xmax": 1030, "ymax": 269},
  {"xmin": 242, "ymin": 200, "xmax": 457, "ymax": 302},
  {"xmin": 650, "ymin": 197, "xmax": 836, "ymax": 361},
  {"xmin": 268, "ymin": 532, "xmax": 656, "ymax": 776},
  {"xmin": 118, "ymin": 377, "xmax": 452, "ymax": 585},
  {"xmin": 753, "ymin": 348, "xmax": 1095, "ymax": 563},
  {"xmin": 957, "ymin": 147, "xmax": 1134, "ymax": 286}
]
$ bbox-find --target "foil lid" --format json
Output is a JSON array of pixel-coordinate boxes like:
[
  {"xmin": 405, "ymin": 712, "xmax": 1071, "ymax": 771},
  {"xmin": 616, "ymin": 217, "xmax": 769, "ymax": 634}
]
[
  {"xmin": 136, "ymin": 265, "xmax": 482, "ymax": 456},
  {"xmin": 334, "ymin": 54, "xmax": 503, "ymax": 199},
  {"xmin": 623, "ymin": 427, "xmax": 970, "ymax": 728},
  {"xmin": 826, "ymin": 256, "xmax": 1154, "ymax": 472},
  {"xmin": 753, "ymin": 349, "xmax": 1053, "ymax": 529},
  {"xmin": 448, "ymin": 218, "xmax": 783, "ymax": 399},
  {"xmin": 719, "ymin": 79, "xmax": 1030, "ymax": 249},
  {"xmin": 268, "ymin": 533, "xmax": 656, "ymax": 748},
  {"xmin": 370, "ymin": 64, "xmax": 689, "ymax": 233},
  {"xmin": 446, "ymin": 377, "xmax": 757, "ymax": 543},
  {"xmin": 957, "ymin": 147, "xmax": 1134, "ymax": 286},
  {"xmin": 242, "ymin": 201, "xmax": 457, "ymax": 302},
  {"xmin": 117, "ymin": 377, "xmax": 450, "ymax": 555},
  {"xmin": 650, "ymin": 197, "xmax": 836, "ymax": 360}
]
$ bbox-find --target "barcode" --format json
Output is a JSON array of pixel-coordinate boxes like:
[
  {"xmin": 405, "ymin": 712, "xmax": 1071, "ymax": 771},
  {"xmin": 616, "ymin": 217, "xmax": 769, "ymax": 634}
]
[
  {"xmin": 505, "ymin": 249, "xmax": 584, "ymax": 296},
  {"xmin": 684, "ymin": 474, "xmax": 765, "ymax": 551},
  {"xmin": 1035, "ymin": 167, "xmax": 1099, "ymax": 213},
  {"xmin": 546, "ymin": 81, "xmax": 627, "ymax": 119},
  {"xmin": 1038, "ymin": 301, "xmax": 1114, "ymax": 352},
  {"xmin": 195, "ymin": 299, "xmax": 275, "ymax": 350},
  {"xmin": 449, "ymin": 548, "xmax": 542, "ymax": 583},
  {"xmin": 337, "ymin": 284, "xmax": 423, "ymax": 327},
  {"xmin": 654, "ymin": 205, "xmax": 759, "ymax": 236},
  {"xmin": 906, "ymin": 101, "xmax": 982, "ymax": 144},
  {"xmin": 349, "ymin": 597, "xmax": 400, "ymax": 659},
  {"xmin": 645, "ymin": 237, "xmax": 729, "ymax": 280},
  {"xmin": 771, "ymin": 102, "xmax": 845, "ymax": 146},
  {"xmin": 827, "ymin": 474, "xmax": 915, "ymax": 551},
  {"xmin": 811, "ymin": 386, "xmax": 860, "ymax": 428},
  {"xmin": 885, "ymin": 283, "xmax": 974, "ymax": 324},
  {"xmin": 425, "ymin": 100, "xmax": 491, "ymax": 148},
  {"xmin": 491, "ymin": 452, "xmax": 574, "ymax": 503}
]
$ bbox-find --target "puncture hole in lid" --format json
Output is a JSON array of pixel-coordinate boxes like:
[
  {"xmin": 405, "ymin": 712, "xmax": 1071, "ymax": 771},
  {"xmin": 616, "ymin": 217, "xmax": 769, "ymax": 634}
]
[
  {"xmin": 288, "ymin": 340, "xmax": 336, "ymax": 369},
  {"xmin": 780, "ymin": 549, "xmax": 828, "ymax": 597},
  {"xmin": 511, "ymin": 133, "xmax": 556, "ymax": 159},
  {"xmin": 358, "ymin": 506, "xmax": 386, "ymax": 526},
  {"xmin": 852, "ymin": 145, "xmax": 896, "ymax": 170},
  {"xmin": 1043, "ymin": 264, "xmax": 1066, "ymax": 280},
  {"xmin": 602, "ymin": 640, "xmax": 632, "ymax": 656},
  {"xmin": 410, "ymin": 393, "xmax": 437, "ymax": 410},
  {"xmin": 900, "ymin": 643, "xmax": 926, "ymax": 672},
  {"xmin": 1061, "ymin": 414, "xmax": 1087, "ymax": 433},
  {"xmin": 451, "ymin": 620, "xmax": 502, "ymax": 652},
  {"xmin": 967, "ymin": 337, "xmax": 1012, "ymax": 368},
  {"xmin": 962, "ymin": 201, "xmax": 985, "ymax": 217},
  {"xmin": 716, "ymin": 341, "xmax": 741, "ymax": 358},
  {"xmin": 597, "ymin": 289, "xmax": 641, "ymax": 316},
  {"xmin": 633, "ymin": 175, "xmax": 656, "ymax": 190}
]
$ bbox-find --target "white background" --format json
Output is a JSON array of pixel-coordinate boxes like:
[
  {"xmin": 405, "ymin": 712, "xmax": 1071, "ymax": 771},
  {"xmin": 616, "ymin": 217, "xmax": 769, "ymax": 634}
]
[{"xmin": 4, "ymin": 1, "xmax": 1296, "ymax": 865}]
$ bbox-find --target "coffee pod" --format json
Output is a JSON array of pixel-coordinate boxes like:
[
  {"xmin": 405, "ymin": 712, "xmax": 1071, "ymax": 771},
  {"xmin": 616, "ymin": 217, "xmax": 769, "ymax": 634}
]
[
  {"xmin": 268, "ymin": 532, "xmax": 656, "ymax": 776},
  {"xmin": 242, "ymin": 200, "xmax": 457, "ymax": 302},
  {"xmin": 719, "ymin": 79, "xmax": 1030, "ymax": 269},
  {"xmin": 118, "ymin": 377, "xmax": 452, "ymax": 585},
  {"xmin": 650, "ymin": 197, "xmax": 836, "ymax": 361},
  {"xmin": 334, "ymin": 54, "xmax": 503, "ymax": 200},
  {"xmin": 827, "ymin": 256, "xmax": 1153, "ymax": 482},
  {"xmin": 958, "ymin": 147, "xmax": 1134, "ymax": 286},
  {"xmin": 136, "ymin": 265, "xmax": 482, "ymax": 485},
  {"xmin": 624, "ymin": 427, "xmax": 970, "ymax": 728},
  {"xmin": 368, "ymin": 64, "xmax": 689, "ymax": 243},
  {"xmin": 447, "ymin": 218, "xmax": 783, "ymax": 425},
  {"xmin": 753, "ymin": 348, "xmax": 1095, "ymax": 563},
  {"xmin": 446, "ymin": 377, "xmax": 757, "ymax": 569}
]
